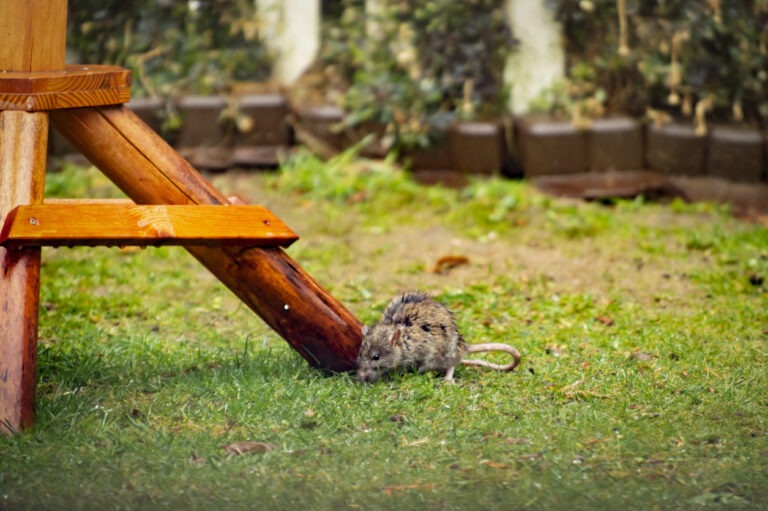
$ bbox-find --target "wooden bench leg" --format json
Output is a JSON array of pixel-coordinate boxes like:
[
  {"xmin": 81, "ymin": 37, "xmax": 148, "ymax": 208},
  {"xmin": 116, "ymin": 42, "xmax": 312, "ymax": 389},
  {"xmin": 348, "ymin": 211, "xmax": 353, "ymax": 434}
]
[{"xmin": 0, "ymin": 111, "xmax": 48, "ymax": 434}]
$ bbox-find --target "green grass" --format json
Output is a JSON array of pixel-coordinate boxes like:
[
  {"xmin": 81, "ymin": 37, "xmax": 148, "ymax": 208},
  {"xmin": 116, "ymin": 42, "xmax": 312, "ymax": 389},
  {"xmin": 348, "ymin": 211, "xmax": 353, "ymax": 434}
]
[{"xmin": 1, "ymin": 153, "xmax": 766, "ymax": 510}]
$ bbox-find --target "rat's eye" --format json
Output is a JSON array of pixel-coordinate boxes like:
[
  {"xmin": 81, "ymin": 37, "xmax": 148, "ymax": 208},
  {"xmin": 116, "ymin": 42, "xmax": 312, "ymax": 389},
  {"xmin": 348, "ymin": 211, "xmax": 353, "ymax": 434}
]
[{"xmin": 371, "ymin": 353, "xmax": 381, "ymax": 361}]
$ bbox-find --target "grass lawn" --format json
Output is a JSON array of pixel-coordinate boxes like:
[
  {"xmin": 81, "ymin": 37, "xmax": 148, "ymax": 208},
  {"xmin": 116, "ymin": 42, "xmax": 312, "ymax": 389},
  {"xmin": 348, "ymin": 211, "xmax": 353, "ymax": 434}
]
[{"xmin": 1, "ymin": 151, "xmax": 766, "ymax": 510}]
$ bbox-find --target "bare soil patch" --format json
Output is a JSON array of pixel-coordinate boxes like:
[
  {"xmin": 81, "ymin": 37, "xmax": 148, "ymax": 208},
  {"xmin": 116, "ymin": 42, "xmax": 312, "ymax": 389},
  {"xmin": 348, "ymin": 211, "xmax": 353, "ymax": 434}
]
[{"xmin": 211, "ymin": 171, "xmax": 711, "ymax": 314}]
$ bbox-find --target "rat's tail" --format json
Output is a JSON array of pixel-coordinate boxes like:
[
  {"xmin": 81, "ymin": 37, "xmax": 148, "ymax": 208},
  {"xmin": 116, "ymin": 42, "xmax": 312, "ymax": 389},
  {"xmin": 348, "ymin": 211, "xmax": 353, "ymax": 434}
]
[{"xmin": 462, "ymin": 343, "xmax": 521, "ymax": 371}]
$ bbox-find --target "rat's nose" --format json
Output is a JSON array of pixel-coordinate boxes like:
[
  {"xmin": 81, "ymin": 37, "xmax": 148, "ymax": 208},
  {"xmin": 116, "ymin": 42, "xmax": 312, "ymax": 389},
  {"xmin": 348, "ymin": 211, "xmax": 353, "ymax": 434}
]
[{"xmin": 357, "ymin": 369, "xmax": 376, "ymax": 383}]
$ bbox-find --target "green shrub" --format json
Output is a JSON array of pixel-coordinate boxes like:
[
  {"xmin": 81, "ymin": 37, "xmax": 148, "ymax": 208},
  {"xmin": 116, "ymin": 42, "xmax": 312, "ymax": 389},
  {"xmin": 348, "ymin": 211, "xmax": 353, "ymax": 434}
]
[
  {"xmin": 67, "ymin": 0, "xmax": 273, "ymax": 98},
  {"xmin": 547, "ymin": 0, "xmax": 768, "ymax": 126},
  {"xmin": 320, "ymin": 0, "xmax": 516, "ymax": 152}
]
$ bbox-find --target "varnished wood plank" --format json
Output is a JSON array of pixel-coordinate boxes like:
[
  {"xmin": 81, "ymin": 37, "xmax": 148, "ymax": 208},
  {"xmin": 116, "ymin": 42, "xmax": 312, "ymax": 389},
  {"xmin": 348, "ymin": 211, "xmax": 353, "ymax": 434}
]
[
  {"xmin": 43, "ymin": 198, "xmax": 136, "ymax": 205},
  {"xmin": 0, "ymin": 65, "xmax": 132, "ymax": 111},
  {"xmin": 51, "ymin": 105, "xmax": 362, "ymax": 371},
  {"xmin": 1, "ymin": 204, "xmax": 299, "ymax": 247}
]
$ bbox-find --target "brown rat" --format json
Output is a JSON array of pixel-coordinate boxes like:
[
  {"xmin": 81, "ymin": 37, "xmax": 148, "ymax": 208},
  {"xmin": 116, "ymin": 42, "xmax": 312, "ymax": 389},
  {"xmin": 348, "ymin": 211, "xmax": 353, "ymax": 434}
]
[{"xmin": 356, "ymin": 290, "xmax": 521, "ymax": 383}]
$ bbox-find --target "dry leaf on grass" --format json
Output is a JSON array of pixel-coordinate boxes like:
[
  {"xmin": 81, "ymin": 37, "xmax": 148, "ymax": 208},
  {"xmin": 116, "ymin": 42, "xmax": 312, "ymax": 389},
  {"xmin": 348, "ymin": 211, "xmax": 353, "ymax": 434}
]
[
  {"xmin": 431, "ymin": 255, "xmax": 470, "ymax": 275},
  {"xmin": 594, "ymin": 315, "xmax": 615, "ymax": 326},
  {"xmin": 630, "ymin": 351, "xmax": 656, "ymax": 362},
  {"xmin": 479, "ymin": 460, "xmax": 510, "ymax": 469},
  {"xmin": 222, "ymin": 441, "xmax": 276, "ymax": 456},
  {"xmin": 382, "ymin": 483, "xmax": 438, "ymax": 496}
]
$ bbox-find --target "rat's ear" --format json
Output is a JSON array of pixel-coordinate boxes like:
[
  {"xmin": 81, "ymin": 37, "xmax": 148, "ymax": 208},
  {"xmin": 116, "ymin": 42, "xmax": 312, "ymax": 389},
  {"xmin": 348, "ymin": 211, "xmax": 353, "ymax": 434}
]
[
  {"xmin": 361, "ymin": 325, "xmax": 369, "ymax": 336},
  {"xmin": 388, "ymin": 328, "xmax": 403, "ymax": 347}
]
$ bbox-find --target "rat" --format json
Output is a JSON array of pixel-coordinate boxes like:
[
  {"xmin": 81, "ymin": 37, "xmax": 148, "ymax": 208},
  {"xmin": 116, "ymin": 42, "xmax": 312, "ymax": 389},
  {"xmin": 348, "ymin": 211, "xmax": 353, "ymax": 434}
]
[{"xmin": 356, "ymin": 290, "xmax": 521, "ymax": 383}]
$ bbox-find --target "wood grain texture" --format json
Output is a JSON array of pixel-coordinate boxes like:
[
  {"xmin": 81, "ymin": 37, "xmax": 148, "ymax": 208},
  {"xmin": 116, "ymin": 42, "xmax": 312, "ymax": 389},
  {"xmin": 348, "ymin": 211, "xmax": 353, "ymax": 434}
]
[
  {"xmin": 0, "ymin": 204, "xmax": 299, "ymax": 247},
  {"xmin": 0, "ymin": 65, "xmax": 131, "ymax": 111},
  {"xmin": 0, "ymin": 112, "xmax": 48, "ymax": 434},
  {"xmin": 0, "ymin": 0, "xmax": 66, "ymax": 434},
  {"xmin": 51, "ymin": 105, "xmax": 362, "ymax": 371},
  {"xmin": 0, "ymin": 0, "xmax": 67, "ymax": 72}
]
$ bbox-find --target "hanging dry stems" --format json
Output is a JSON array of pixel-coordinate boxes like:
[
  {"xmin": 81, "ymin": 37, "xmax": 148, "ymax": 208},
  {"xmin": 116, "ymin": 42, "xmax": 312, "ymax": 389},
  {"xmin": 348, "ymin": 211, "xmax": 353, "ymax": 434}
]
[{"xmin": 617, "ymin": 0, "xmax": 630, "ymax": 57}]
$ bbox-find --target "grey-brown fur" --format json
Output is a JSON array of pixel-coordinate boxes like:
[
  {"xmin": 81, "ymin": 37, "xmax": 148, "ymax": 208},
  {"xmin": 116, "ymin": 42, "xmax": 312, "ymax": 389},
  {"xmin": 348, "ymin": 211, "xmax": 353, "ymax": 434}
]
[{"xmin": 356, "ymin": 291, "xmax": 521, "ymax": 383}]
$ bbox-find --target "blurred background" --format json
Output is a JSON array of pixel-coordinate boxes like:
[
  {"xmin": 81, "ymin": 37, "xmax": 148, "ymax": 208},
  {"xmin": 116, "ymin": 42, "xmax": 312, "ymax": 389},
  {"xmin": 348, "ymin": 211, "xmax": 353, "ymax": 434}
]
[{"xmin": 58, "ymin": 1, "xmax": 768, "ymax": 191}]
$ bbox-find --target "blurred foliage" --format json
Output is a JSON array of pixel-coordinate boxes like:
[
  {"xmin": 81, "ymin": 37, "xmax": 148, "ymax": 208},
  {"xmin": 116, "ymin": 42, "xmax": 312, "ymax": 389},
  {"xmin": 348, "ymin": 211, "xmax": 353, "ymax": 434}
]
[
  {"xmin": 67, "ymin": 0, "xmax": 273, "ymax": 98},
  {"xmin": 65, "ymin": 0, "xmax": 768, "ymax": 133},
  {"xmin": 318, "ymin": 0, "xmax": 516, "ymax": 152},
  {"xmin": 546, "ymin": 0, "xmax": 768, "ymax": 126}
]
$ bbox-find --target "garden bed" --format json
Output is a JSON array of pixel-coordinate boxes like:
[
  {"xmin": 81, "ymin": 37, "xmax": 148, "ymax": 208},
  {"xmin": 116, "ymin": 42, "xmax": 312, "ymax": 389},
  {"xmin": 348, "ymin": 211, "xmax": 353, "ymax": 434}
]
[
  {"xmin": 48, "ymin": 94, "xmax": 768, "ymax": 218},
  {"xmin": 48, "ymin": 96, "xmax": 768, "ymax": 182}
]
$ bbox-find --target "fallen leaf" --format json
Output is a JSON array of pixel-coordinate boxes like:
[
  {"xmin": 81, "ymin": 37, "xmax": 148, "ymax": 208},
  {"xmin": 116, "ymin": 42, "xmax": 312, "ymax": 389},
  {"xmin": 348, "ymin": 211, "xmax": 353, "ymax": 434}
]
[
  {"xmin": 560, "ymin": 378, "xmax": 585, "ymax": 394},
  {"xmin": 382, "ymin": 483, "xmax": 438, "ymax": 496},
  {"xmin": 222, "ymin": 441, "xmax": 276, "ymax": 456},
  {"xmin": 631, "ymin": 351, "xmax": 655, "ymax": 362},
  {"xmin": 431, "ymin": 255, "xmax": 470, "ymax": 275},
  {"xmin": 564, "ymin": 390, "xmax": 609, "ymax": 400},
  {"xmin": 479, "ymin": 460, "xmax": 510, "ymax": 469},
  {"xmin": 594, "ymin": 315, "xmax": 615, "ymax": 326},
  {"xmin": 403, "ymin": 438, "xmax": 429, "ymax": 447}
]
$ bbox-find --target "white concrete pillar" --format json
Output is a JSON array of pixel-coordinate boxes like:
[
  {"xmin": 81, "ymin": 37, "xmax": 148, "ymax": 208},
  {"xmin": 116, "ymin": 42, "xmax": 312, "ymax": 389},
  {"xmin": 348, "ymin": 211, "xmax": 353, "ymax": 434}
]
[
  {"xmin": 256, "ymin": 0, "xmax": 320, "ymax": 84},
  {"xmin": 366, "ymin": 0, "xmax": 384, "ymax": 35},
  {"xmin": 504, "ymin": 0, "xmax": 565, "ymax": 115}
]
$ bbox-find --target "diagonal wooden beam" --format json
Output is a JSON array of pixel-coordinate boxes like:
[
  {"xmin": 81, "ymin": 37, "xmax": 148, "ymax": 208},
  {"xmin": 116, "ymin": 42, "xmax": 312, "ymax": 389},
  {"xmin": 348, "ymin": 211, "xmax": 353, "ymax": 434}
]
[{"xmin": 51, "ymin": 105, "xmax": 363, "ymax": 372}]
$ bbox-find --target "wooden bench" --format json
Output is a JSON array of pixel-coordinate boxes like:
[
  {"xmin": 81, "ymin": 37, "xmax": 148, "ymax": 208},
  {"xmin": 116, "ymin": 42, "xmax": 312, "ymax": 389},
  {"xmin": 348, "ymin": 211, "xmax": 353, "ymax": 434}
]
[{"xmin": 0, "ymin": 0, "xmax": 361, "ymax": 435}]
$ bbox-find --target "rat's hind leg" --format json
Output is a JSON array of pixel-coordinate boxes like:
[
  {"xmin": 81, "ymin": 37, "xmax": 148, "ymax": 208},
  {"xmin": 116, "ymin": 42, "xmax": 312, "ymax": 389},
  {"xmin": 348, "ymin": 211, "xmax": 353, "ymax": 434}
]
[{"xmin": 443, "ymin": 365, "xmax": 456, "ymax": 383}]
